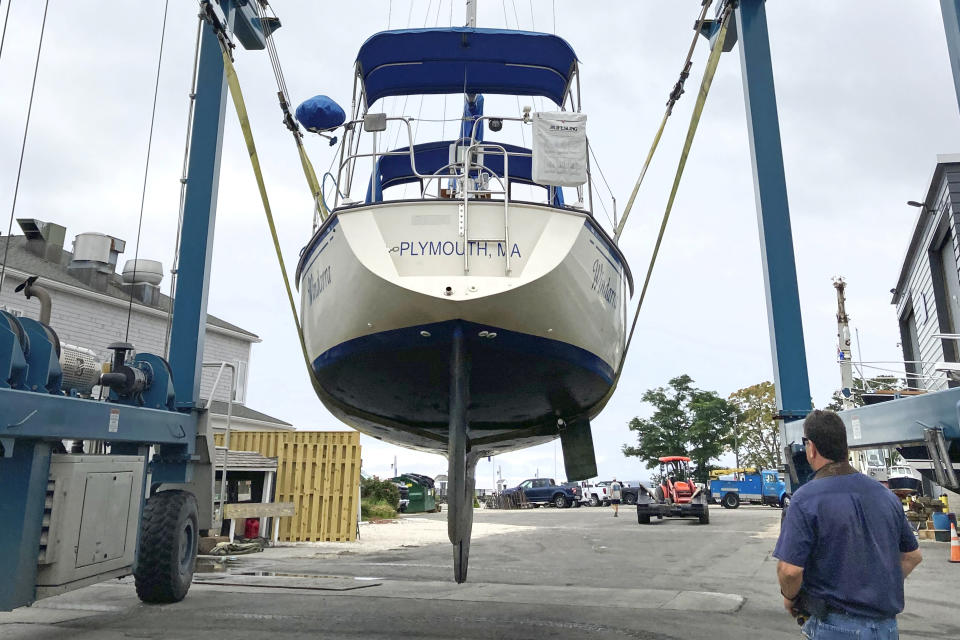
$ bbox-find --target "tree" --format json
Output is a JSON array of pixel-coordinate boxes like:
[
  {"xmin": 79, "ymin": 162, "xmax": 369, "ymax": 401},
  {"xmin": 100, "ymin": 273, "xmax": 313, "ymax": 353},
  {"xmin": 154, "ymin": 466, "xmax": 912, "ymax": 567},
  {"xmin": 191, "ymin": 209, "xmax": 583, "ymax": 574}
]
[
  {"xmin": 622, "ymin": 375, "xmax": 737, "ymax": 481},
  {"xmin": 728, "ymin": 382, "xmax": 780, "ymax": 470},
  {"xmin": 825, "ymin": 375, "xmax": 905, "ymax": 411}
]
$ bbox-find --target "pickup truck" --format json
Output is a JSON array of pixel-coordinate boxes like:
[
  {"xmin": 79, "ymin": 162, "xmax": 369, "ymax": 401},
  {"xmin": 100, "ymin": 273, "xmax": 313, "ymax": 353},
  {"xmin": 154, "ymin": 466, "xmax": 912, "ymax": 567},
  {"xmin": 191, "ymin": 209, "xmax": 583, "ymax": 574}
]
[
  {"xmin": 710, "ymin": 470, "xmax": 786, "ymax": 509},
  {"xmin": 581, "ymin": 481, "xmax": 611, "ymax": 507},
  {"xmin": 619, "ymin": 482, "xmax": 650, "ymax": 505},
  {"xmin": 503, "ymin": 478, "xmax": 579, "ymax": 508}
]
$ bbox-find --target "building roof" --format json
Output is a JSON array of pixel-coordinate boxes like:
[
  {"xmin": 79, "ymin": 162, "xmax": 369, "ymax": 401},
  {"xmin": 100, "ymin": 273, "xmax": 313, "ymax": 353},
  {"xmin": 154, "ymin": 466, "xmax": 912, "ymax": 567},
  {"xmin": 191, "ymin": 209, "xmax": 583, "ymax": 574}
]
[
  {"xmin": 206, "ymin": 400, "xmax": 293, "ymax": 427},
  {"xmin": 0, "ymin": 235, "xmax": 258, "ymax": 340},
  {"xmin": 214, "ymin": 448, "xmax": 278, "ymax": 472}
]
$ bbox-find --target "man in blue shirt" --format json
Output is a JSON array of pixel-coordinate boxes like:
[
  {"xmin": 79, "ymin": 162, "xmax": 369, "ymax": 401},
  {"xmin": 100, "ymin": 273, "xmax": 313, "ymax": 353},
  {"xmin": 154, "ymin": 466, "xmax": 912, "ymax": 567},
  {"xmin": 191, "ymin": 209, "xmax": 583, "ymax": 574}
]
[{"xmin": 774, "ymin": 409, "xmax": 922, "ymax": 638}]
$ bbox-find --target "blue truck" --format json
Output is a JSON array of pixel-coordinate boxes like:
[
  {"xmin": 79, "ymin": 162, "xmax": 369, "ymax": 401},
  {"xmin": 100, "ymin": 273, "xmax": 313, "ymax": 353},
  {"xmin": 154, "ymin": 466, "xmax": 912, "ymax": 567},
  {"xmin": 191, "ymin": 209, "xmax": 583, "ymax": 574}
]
[
  {"xmin": 709, "ymin": 469, "xmax": 786, "ymax": 509},
  {"xmin": 503, "ymin": 478, "xmax": 580, "ymax": 508}
]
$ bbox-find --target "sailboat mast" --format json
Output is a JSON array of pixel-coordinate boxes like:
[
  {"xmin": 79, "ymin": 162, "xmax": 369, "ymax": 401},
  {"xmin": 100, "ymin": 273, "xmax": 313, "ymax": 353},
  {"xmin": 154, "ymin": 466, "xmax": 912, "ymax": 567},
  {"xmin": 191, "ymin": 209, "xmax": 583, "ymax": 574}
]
[
  {"xmin": 466, "ymin": 0, "xmax": 476, "ymax": 27},
  {"xmin": 461, "ymin": 1, "xmax": 483, "ymax": 143}
]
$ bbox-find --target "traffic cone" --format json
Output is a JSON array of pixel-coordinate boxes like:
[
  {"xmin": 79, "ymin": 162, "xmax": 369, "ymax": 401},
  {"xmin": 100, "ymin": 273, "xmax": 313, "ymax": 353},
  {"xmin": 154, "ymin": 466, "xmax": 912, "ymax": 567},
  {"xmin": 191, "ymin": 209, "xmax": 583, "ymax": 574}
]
[{"xmin": 950, "ymin": 522, "xmax": 960, "ymax": 563}]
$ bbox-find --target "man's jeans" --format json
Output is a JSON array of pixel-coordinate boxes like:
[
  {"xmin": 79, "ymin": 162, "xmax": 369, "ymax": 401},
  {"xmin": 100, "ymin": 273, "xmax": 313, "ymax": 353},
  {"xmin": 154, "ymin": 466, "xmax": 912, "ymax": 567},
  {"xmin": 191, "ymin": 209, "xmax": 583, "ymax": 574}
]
[{"xmin": 801, "ymin": 612, "xmax": 898, "ymax": 639}]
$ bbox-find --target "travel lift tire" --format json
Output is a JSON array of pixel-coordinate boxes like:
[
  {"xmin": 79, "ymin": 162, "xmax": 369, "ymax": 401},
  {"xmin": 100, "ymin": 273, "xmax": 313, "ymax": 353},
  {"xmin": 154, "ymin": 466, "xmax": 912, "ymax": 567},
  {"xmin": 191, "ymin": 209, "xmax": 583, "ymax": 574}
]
[
  {"xmin": 721, "ymin": 492, "xmax": 740, "ymax": 509},
  {"xmin": 638, "ymin": 512, "xmax": 651, "ymax": 525},
  {"xmin": 134, "ymin": 490, "xmax": 199, "ymax": 604}
]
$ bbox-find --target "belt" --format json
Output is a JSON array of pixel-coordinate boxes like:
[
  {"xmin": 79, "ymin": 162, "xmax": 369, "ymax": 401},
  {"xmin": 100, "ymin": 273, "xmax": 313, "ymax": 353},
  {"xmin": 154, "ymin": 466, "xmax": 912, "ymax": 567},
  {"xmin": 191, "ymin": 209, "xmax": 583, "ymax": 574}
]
[{"xmin": 798, "ymin": 593, "xmax": 852, "ymax": 619}]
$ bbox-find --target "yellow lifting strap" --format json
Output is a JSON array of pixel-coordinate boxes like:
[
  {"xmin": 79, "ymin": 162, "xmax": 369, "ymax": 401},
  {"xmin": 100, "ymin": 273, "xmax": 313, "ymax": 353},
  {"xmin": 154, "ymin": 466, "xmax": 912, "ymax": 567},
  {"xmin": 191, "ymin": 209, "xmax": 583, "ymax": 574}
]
[
  {"xmin": 218, "ymin": 45, "xmax": 321, "ymax": 394},
  {"xmin": 600, "ymin": 6, "xmax": 733, "ymax": 409},
  {"xmin": 614, "ymin": 0, "xmax": 714, "ymax": 241},
  {"xmin": 295, "ymin": 132, "xmax": 329, "ymax": 223}
]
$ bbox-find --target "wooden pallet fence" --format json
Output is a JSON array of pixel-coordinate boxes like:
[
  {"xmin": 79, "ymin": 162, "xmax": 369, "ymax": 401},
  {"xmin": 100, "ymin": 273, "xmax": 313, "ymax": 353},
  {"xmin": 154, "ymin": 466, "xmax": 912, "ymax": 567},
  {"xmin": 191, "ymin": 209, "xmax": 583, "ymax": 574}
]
[{"xmin": 215, "ymin": 431, "xmax": 361, "ymax": 542}]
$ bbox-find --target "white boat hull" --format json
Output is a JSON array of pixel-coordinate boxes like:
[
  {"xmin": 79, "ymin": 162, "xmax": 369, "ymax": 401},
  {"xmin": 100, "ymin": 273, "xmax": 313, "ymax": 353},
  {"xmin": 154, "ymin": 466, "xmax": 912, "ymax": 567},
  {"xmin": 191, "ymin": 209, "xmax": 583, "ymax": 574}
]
[{"xmin": 296, "ymin": 200, "xmax": 631, "ymax": 456}]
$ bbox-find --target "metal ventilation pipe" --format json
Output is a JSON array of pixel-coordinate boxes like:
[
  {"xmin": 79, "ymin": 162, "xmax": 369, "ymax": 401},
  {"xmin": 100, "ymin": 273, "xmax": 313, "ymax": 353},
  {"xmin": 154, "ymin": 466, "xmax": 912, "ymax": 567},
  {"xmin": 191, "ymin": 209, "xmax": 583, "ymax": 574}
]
[{"xmin": 15, "ymin": 276, "xmax": 52, "ymax": 325}]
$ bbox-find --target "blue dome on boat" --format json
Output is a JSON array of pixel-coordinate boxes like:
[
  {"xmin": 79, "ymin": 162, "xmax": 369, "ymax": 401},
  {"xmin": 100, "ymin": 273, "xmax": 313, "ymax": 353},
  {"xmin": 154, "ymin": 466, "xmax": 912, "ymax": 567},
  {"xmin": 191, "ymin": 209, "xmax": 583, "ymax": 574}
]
[{"xmin": 296, "ymin": 95, "xmax": 346, "ymax": 133}]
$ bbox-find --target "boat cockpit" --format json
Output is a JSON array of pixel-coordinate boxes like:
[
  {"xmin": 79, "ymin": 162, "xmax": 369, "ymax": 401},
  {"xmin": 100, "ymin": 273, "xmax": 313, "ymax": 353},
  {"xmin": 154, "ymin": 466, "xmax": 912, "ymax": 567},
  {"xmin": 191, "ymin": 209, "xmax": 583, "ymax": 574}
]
[{"xmin": 302, "ymin": 27, "xmax": 615, "ymax": 232}]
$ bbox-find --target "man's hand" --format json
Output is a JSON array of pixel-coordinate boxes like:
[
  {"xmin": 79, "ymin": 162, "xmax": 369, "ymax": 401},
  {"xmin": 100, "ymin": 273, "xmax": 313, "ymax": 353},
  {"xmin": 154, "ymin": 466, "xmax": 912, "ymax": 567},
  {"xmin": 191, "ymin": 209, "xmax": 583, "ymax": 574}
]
[
  {"xmin": 783, "ymin": 596, "xmax": 796, "ymax": 614},
  {"xmin": 777, "ymin": 559, "xmax": 804, "ymax": 616}
]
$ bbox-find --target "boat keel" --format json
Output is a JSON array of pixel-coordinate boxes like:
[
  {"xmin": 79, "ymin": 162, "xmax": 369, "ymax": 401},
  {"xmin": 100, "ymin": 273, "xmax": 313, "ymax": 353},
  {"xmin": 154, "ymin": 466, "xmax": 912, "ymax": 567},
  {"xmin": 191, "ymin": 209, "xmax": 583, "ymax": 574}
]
[{"xmin": 446, "ymin": 326, "xmax": 479, "ymax": 583}]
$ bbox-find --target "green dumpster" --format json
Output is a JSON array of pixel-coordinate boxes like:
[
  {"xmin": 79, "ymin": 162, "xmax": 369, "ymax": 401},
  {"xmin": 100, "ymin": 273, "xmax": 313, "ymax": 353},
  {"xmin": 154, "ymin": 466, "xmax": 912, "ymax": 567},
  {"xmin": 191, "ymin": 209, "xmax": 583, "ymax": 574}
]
[{"xmin": 391, "ymin": 474, "xmax": 438, "ymax": 513}]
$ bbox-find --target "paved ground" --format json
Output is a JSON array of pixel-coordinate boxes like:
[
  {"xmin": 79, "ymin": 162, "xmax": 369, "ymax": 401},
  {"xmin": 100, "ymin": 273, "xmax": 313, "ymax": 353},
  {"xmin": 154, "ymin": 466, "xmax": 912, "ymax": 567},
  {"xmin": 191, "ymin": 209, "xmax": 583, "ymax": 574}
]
[{"xmin": 2, "ymin": 505, "xmax": 957, "ymax": 639}]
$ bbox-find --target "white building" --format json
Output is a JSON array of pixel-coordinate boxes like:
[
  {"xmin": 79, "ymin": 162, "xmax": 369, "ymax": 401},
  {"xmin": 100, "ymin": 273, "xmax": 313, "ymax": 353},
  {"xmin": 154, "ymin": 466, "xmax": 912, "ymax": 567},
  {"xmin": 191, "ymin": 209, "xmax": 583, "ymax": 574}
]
[{"xmin": 0, "ymin": 217, "xmax": 291, "ymax": 433}]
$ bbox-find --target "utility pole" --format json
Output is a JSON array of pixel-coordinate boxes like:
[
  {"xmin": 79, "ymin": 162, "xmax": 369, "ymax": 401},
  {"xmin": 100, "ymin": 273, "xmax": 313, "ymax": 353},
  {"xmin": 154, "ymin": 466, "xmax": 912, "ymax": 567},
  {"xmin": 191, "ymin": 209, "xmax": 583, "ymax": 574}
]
[
  {"xmin": 833, "ymin": 277, "xmax": 855, "ymax": 409},
  {"xmin": 733, "ymin": 416, "xmax": 740, "ymax": 470}
]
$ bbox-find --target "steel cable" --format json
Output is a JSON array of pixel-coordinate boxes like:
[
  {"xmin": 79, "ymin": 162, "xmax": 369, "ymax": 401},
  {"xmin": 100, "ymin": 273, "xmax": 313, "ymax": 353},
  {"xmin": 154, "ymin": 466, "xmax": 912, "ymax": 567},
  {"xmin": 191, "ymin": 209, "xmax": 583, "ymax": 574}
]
[
  {"xmin": 0, "ymin": 0, "xmax": 12, "ymax": 65},
  {"xmin": 591, "ymin": 4, "xmax": 733, "ymax": 416},
  {"xmin": 0, "ymin": 0, "xmax": 50, "ymax": 295},
  {"xmin": 124, "ymin": 0, "xmax": 171, "ymax": 341},
  {"xmin": 253, "ymin": 1, "xmax": 327, "ymax": 226},
  {"xmin": 163, "ymin": 15, "xmax": 203, "ymax": 358},
  {"xmin": 622, "ymin": 4, "xmax": 733, "ymax": 360},
  {"xmin": 614, "ymin": 0, "xmax": 714, "ymax": 241}
]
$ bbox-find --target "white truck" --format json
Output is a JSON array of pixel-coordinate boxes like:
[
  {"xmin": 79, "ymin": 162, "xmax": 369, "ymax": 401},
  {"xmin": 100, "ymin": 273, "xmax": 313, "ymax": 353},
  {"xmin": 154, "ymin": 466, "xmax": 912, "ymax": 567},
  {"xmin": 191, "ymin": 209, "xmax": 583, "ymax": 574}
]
[{"xmin": 579, "ymin": 480, "xmax": 612, "ymax": 507}]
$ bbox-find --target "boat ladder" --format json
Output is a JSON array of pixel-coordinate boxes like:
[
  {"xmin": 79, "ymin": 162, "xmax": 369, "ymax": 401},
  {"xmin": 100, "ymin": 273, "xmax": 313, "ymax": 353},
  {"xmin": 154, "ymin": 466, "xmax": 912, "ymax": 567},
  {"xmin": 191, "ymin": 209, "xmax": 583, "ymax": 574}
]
[{"xmin": 460, "ymin": 143, "xmax": 512, "ymax": 276}]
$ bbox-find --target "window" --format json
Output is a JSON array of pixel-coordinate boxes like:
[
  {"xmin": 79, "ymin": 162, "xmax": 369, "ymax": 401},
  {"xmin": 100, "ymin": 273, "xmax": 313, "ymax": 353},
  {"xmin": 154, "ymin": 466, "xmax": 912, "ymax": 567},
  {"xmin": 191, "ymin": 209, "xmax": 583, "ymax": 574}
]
[
  {"xmin": 899, "ymin": 309, "xmax": 921, "ymax": 382},
  {"xmin": 234, "ymin": 360, "xmax": 248, "ymax": 403},
  {"xmin": 929, "ymin": 228, "xmax": 960, "ymax": 384}
]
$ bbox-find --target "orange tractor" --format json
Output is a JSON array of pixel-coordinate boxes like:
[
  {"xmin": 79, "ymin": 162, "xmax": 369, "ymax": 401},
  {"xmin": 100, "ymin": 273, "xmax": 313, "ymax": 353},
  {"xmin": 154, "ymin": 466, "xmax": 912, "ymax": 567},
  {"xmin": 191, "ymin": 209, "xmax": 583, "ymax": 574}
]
[{"xmin": 635, "ymin": 456, "xmax": 710, "ymax": 525}]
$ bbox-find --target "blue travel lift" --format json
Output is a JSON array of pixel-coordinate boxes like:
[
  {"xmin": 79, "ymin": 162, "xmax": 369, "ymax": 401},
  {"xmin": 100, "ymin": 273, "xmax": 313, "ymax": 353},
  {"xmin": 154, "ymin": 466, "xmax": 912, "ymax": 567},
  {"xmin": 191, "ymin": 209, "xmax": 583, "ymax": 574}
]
[
  {"xmin": 721, "ymin": 0, "xmax": 960, "ymax": 495},
  {"xmin": 0, "ymin": 1, "xmax": 276, "ymax": 611},
  {"xmin": 2, "ymin": 0, "xmax": 959, "ymax": 614}
]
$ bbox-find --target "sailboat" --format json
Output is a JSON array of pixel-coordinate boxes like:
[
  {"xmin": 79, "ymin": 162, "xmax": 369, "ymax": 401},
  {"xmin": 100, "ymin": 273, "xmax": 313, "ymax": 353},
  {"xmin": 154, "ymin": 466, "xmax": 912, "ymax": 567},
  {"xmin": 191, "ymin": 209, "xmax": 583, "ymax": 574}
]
[{"xmin": 295, "ymin": 4, "xmax": 631, "ymax": 582}]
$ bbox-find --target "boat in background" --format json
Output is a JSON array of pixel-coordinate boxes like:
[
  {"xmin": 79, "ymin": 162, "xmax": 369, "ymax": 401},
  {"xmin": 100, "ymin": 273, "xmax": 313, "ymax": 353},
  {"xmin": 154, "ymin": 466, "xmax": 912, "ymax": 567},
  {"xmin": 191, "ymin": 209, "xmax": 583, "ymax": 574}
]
[
  {"xmin": 886, "ymin": 464, "xmax": 922, "ymax": 498},
  {"xmin": 295, "ymin": 6, "xmax": 630, "ymax": 582}
]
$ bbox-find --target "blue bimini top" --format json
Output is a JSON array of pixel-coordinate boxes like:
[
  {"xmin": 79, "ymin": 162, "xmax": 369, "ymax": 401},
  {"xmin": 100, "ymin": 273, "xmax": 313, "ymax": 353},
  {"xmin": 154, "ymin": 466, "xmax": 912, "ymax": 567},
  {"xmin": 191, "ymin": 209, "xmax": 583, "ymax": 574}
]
[{"xmin": 355, "ymin": 27, "xmax": 579, "ymax": 107}]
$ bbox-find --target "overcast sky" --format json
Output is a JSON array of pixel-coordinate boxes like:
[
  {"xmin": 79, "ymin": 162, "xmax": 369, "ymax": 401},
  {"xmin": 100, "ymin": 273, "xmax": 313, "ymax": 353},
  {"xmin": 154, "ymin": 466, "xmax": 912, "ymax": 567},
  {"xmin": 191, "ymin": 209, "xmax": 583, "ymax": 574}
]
[{"xmin": 2, "ymin": 1, "xmax": 959, "ymax": 488}]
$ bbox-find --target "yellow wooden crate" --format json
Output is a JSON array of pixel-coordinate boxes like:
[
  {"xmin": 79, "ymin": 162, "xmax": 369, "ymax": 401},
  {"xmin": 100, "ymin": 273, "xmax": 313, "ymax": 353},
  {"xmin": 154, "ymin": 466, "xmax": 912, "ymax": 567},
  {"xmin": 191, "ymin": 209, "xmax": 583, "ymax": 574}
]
[{"xmin": 216, "ymin": 431, "xmax": 361, "ymax": 542}]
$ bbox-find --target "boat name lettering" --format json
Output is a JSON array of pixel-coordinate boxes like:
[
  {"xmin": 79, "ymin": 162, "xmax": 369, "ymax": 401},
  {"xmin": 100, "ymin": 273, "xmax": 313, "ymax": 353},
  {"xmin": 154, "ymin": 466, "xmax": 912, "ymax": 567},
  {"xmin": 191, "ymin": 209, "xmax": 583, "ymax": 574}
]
[
  {"xmin": 305, "ymin": 265, "xmax": 332, "ymax": 305},
  {"xmin": 549, "ymin": 124, "xmax": 579, "ymax": 132},
  {"xmin": 389, "ymin": 240, "xmax": 521, "ymax": 259},
  {"xmin": 590, "ymin": 258, "xmax": 618, "ymax": 308}
]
